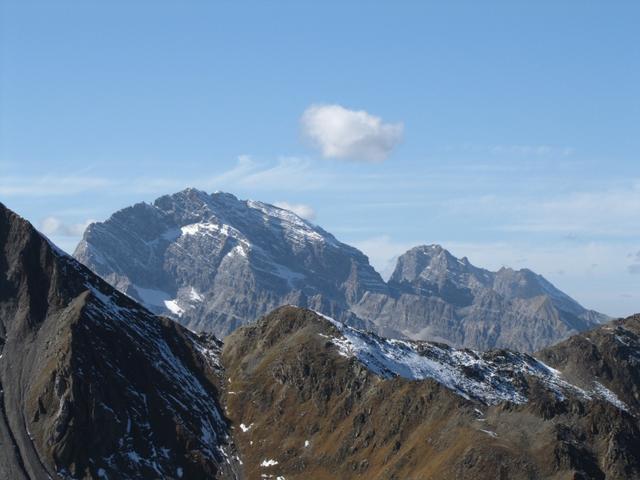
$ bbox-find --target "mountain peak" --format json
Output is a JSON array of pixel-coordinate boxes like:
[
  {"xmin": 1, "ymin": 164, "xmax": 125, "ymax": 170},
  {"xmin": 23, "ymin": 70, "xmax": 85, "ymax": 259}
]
[
  {"xmin": 74, "ymin": 192, "xmax": 606, "ymax": 352},
  {"xmin": 75, "ymin": 190, "xmax": 385, "ymax": 336},
  {"xmin": 389, "ymin": 244, "xmax": 473, "ymax": 285}
]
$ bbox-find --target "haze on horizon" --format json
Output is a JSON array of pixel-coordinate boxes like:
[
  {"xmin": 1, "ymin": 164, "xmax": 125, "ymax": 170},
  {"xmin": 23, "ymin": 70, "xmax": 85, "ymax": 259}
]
[{"xmin": 1, "ymin": 1, "xmax": 638, "ymax": 317}]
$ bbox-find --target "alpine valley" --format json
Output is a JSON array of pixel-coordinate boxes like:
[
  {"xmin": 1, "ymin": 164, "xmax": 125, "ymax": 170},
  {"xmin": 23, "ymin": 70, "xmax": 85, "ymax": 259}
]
[
  {"xmin": 1, "ymin": 201, "xmax": 640, "ymax": 479},
  {"xmin": 75, "ymin": 188, "xmax": 607, "ymax": 352}
]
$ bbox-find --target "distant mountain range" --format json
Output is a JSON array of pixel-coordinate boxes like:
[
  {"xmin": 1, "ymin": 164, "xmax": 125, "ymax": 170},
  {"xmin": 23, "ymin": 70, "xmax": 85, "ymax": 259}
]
[
  {"xmin": 2, "ymin": 201, "xmax": 639, "ymax": 478},
  {"xmin": 74, "ymin": 188, "xmax": 606, "ymax": 352}
]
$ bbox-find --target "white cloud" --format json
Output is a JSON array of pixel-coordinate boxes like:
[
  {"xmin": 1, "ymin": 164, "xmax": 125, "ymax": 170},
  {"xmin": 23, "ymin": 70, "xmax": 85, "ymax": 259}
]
[
  {"xmin": 352, "ymin": 235, "xmax": 417, "ymax": 280},
  {"xmin": 40, "ymin": 216, "xmax": 94, "ymax": 237},
  {"xmin": 273, "ymin": 201, "xmax": 316, "ymax": 221},
  {"xmin": 301, "ymin": 104, "xmax": 403, "ymax": 162}
]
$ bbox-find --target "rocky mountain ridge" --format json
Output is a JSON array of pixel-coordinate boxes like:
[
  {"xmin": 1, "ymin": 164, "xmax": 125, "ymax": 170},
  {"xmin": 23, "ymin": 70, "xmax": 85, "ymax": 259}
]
[
  {"xmin": 74, "ymin": 188, "xmax": 606, "ymax": 352},
  {"xmin": 353, "ymin": 244, "xmax": 608, "ymax": 351},
  {"xmin": 2, "ymin": 201, "xmax": 639, "ymax": 479},
  {"xmin": 222, "ymin": 306, "xmax": 640, "ymax": 479},
  {"xmin": 0, "ymin": 202, "xmax": 240, "ymax": 479}
]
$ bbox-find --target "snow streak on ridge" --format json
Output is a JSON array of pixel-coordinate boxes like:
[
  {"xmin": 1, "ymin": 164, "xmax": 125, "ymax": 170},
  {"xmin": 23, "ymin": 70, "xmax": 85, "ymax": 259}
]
[{"xmin": 314, "ymin": 311, "xmax": 629, "ymax": 411}]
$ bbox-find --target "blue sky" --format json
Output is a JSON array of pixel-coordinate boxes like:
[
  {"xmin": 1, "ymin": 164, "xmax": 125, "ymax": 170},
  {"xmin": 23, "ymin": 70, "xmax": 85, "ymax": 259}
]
[{"xmin": 1, "ymin": 1, "xmax": 639, "ymax": 316}]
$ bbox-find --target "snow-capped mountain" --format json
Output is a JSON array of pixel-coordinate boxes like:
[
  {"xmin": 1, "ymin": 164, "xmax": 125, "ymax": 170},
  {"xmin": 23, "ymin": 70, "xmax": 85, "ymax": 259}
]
[
  {"xmin": 0, "ymin": 202, "xmax": 240, "ymax": 479},
  {"xmin": 316, "ymin": 311, "xmax": 627, "ymax": 409},
  {"xmin": 222, "ymin": 306, "xmax": 640, "ymax": 479},
  {"xmin": 74, "ymin": 188, "xmax": 388, "ymax": 336},
  {"xmin": 75, "ymin": 189, "xmax": 606, "ymax": 351}
]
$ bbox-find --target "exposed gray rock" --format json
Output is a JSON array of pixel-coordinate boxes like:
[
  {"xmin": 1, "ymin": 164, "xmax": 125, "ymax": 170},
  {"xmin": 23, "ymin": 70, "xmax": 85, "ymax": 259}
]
[
  {"xmin": 74, "ymin": 189, "xmax": 606, "ymax": 351},
  {"xmin": 352, "ymin": 245, "xmax": 608, "ymax": 352},
  {"xmin": 74, "ymin": 188, "xmax": 388, "ymax": 338}
]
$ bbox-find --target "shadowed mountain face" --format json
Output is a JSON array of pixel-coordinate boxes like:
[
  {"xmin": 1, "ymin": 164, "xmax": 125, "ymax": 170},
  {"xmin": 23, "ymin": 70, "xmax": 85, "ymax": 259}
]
[
  {"xmin": 0, "ymin": 203, "xmax": 240, "ymax": 479},
  {"xmin": 75, "ymin": 189, "xmax": 606, "ymax": 352},
  {"xmin": 222, "ymin": 306, "xmax": 640, "ymax": 480}
]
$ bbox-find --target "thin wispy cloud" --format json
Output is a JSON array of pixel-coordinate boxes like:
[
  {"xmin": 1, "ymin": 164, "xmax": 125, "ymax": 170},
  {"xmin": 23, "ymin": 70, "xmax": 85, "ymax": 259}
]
[
  {"xmin": 442, "ymin": 181, "xmax": 640, "ymax": 237},
  {"xmin": 273, "ymin": 201, "xmax": 316, "ymax": 221},
  {"xmin": 0, "ymin": 156, "xmax": 328, "ymax": 198},
  {"xmin": 224, "ymin": 157, "xmax": 324, "ymax": 189},
  {"xmin": 207, "ymin": 154, "xmax": 258, "ymax": 185},
  {"xmin": 444, "ymin": 144, "xmax": 575, "ymax": 157},
  {"xmin": 202, "ymin": 155, "xmax": 413, "ymax": 192},
  {"xmin": 40, "ymin": 216, "xmax": 95, "ymax": 237},
  {"xmin": 0, "ymin": 175, "xmax": 113, "ymax": 196},
  {"xmin": 301, "ymin": 104, "xmax": 403, "ymax": 163},
  {"xmin": 628, "ymin": 251, "xmax": 640, "ymax": 275},
  {"xmin": 490, "ymin": 145, "xmax": 575, "ymax": 156},
  {"xmin": 500, "ymin": 185, "xmax": 640, "ymax": 236}
]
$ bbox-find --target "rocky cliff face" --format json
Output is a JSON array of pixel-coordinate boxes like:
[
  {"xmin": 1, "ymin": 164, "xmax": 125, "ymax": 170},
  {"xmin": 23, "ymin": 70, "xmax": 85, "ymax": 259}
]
[
  {"xmin": 0, "ymin": 203, "xmax": 240, "ymax": 479},
  {"xmin": 222, "ymin": 306, "xmax": 639, "ymax": 480},
  {"xmin": 74, "ymin": 188, "xmax": 387, "ymax": 338},
  {"xmin": 352, "ymin": 244, "xmax": 608, "ymax": 352},
  {"xmin": 74, "ymin": 189, "xmax": 606, "ymax": 351}
]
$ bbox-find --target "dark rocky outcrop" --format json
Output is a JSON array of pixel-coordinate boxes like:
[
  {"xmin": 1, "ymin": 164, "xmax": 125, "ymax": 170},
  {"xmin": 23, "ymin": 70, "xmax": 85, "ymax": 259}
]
[
  {"xmin": 0, "ymin": 203, "xmax": 240, "ymax": 479},
  {"xmin": 538, "ymin": 314, "xmax": 640, "ymax": 413}
]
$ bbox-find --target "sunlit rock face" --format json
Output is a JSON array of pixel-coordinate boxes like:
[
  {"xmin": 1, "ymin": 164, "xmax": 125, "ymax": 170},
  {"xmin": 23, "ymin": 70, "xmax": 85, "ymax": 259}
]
[{"xmin": 75, "ymin": 189, "xmax": 606, "ymax": 351}]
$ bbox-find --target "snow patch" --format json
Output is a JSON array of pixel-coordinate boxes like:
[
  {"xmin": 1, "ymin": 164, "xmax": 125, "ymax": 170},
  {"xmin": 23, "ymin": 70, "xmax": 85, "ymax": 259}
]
[
  {"xmin": 164, "ymin": 299, "xmax": 184, "ymax": 316},
  {"xmin": 314, "ymin": 311, "xmax": 628, "ymax": 410},
  {"xmin": 593, "ymin": 381, "xmax": 629, "ymax": 412},
  {"xmin": 189, "ymin": 287, "xmax": 204, "ymax": 302},
  {"xmin": 180, "ymin": 223, "xmax": 216, "ymax": 236},
  {"xmin": 133, "ymin": 286, "xmax": 172, "ymax": 307}
]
